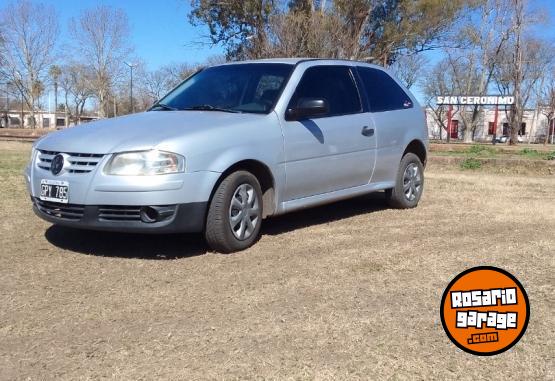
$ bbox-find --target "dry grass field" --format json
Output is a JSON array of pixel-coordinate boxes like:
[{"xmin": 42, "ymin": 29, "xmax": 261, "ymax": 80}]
[{"xmin": 0, "ymin": 141, "xmax": 553, "ymax": 380}]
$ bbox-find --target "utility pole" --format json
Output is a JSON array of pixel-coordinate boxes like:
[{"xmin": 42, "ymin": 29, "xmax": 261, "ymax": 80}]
[
  {"xmin": 53, "ymin": 81, "xmax": 58, "ymax": 120},
  {"xmin": 1, "ymin": 82, "xmax": 8, "ymax": 128},
  {"xmin": 124, "ymin": 62, "xmax": 138, "ymax": 114}
]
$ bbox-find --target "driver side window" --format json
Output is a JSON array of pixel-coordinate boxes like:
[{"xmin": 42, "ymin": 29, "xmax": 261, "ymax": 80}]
[
  {"xmin": 252, "ymin": 75, "xmax": 286, "ymax": 109},
  {"xmin": 288, "ymin": 66, "xmax": 362, "ymax": 117}
]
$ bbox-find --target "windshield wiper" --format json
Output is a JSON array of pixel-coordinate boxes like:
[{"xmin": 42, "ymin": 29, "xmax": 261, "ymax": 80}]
[
  {"xmin": 182, "ymin": 105, "xmax": 242, "ymax": 113},
  {"xmin": 150, "ymin": 102, "xmax": 178, "ymax": 111}
]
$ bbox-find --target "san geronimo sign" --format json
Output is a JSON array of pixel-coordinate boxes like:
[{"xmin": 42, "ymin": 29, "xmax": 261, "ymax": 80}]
[{"xmin": 436, "ymin": 96, "xmax": 515, "ymax": 106}]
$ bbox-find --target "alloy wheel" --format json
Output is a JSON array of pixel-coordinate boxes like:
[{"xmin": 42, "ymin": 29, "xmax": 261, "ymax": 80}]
[
  {"xmin": 228, "ymin": 183, "xmax": 260, "ymax": 240},
  {"xmin": 403, "ymin": 163, "xmax": 422, "ymax": 202}
]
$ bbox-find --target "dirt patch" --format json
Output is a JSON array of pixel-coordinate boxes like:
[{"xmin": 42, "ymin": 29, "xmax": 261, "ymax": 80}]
[
  {"xmin": 1, "ymin": 142, "xmax": 554, "ymax": 380},
  {"xmin": 0, "ymin": 128, "xmax": 56, "ymax": 141}
]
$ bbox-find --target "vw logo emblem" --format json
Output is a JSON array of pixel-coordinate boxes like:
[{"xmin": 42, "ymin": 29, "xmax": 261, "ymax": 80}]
[{"xmin": 50, "ymin": 154, "xmax": 65, "ymax": 175}]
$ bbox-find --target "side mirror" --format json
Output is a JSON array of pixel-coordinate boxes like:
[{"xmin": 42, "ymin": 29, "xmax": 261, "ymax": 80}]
[{"xmin": 285, "ymin": 97, "xmax": 329, "ymax": 121}]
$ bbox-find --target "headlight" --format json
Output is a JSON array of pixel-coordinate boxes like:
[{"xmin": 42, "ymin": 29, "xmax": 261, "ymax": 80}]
[{"xmin": 104, "ymin": 150, "xmax": 185, "ymax": 176}]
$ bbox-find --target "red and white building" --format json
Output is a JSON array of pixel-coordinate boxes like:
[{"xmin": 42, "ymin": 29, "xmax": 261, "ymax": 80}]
[{"xmin": 425, "ymin": 107, "xmax": 555, "ymax": 144}]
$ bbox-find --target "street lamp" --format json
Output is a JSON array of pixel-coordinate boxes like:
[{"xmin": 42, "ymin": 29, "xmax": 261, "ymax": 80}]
[
  {"xmin": 124, "ymin": 62, "xmax": 138, "ymax": 113},
  {"xmin": 3, "ymin": 82, "xmax": 8, "ymax": 112}
]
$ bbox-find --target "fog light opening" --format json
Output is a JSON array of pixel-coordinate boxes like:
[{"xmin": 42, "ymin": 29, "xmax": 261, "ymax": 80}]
[{"xmin": 140, "ymin": 206, "xmax": 159, "ymax": 223}]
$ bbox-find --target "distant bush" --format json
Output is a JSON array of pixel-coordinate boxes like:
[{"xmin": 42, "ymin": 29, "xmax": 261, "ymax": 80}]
[
  {"xmin": 519, "ymin": 148, "xmax": 555, "ymax": 160},
  {"xmin": 519, "ymin": 148, "xmax": 541, "ymax": 158},
  {"xmin": 467, "ymin": 145, "xmax": 495, "ymax": 156},
  {"xmin": 460, "ymin": 157, "xmax": 482, "ymax": 170}
]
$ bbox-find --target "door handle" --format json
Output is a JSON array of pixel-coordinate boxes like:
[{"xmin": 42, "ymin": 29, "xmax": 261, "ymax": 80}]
[{"xmin": 361, "ymin": 126, "xmax": 374, "ymax": 137}]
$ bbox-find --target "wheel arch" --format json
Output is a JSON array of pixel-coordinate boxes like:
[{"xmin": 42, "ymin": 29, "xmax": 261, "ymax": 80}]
[
  {"xmin": 403, "ymin": 139, "xmax": 427, "ymax": 166},
  {"xmin": 210, "ymin": 159, "xmax": 277, "ymax": 218}
]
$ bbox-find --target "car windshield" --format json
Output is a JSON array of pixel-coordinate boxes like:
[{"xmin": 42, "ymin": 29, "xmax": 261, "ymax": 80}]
[{"xmin": 152, "ymin": 63, "xmax": 294, "ymax": 114}]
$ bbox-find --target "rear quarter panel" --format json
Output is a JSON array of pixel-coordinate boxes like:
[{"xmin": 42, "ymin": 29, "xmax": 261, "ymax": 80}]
[{"xmin": 368, "ymin": 68, "xmax": 428, "ymax": 184}]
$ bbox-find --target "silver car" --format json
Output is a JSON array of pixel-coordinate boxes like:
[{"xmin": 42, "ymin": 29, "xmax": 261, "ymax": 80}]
[{"xmin": 26, "ymin": 59, "xmax": 428, "ymax": 253}]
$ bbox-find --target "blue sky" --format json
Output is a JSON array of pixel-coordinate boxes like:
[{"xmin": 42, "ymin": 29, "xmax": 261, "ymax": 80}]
[
  {"xmin": 14, "ymin": 0, "xmax": 555, "ymax": 106},
  {"xmin": 39, "ymin": 0, "xmax": 225, "ymax": 70},
  {"xmin": 38, "ymin": 0, "xmax": 555, "ymax": 72}
]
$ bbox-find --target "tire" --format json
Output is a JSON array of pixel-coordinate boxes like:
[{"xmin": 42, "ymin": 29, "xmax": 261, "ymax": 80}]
[
  {"xmin": 205, "ymin": 171, "xmax": 263, "ymax": 253},
  {"xmin": 385, "ymin": 153, "xmax": 424, "ymax": 209}
]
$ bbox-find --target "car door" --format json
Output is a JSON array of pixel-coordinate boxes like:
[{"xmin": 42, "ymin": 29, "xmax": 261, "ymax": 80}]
[
  {"xmin": 281, "ymin": 65, "xmax": 377, "ymax": 201},
  {"xmin": 356, "ymin": 66, "xmax": 417, "ymax": 184}
]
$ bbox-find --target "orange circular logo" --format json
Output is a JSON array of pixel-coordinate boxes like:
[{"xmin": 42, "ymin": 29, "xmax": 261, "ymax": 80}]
[{"xmin": 440, "ymin": 266, "xmax": 529, "ymax": 356}]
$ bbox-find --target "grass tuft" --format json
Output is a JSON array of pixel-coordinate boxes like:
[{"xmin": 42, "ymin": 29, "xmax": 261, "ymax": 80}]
[
  {"xmin": 460, "ymin": 157, "xmax": 482, "ymax": 170},
  {"xmin": 519, "ymin": 148, "xmax": 541, "ymax": 158},
  {"xmin": 466, "ymin": 144, "xmax": 496, "ymax": 156}
]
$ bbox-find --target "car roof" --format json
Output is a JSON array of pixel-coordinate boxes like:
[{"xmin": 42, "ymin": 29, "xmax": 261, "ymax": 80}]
[{"xmin": 216, "ymin": 58, "xmax": 385, "ymax": 70}]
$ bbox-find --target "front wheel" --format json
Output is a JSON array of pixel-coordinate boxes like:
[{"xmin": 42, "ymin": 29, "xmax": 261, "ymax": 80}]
[
  {"xmin": 385, "ymin": 153, "xmax": 424, "ymax": 209},
  {"xmin": 205, "ymin": 171, "xmax": 263, "ymax": 253}
]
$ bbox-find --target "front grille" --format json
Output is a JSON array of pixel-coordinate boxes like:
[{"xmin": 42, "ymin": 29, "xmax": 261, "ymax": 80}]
[
  {"xmin": 37, "ymin": 150, "xmax": 104, "ymax": 174},
  {"xmin": 34, "ymin": 198, "xmax": 85, "ymax": 221},
  {"xmin": 98, "ymin": 206, "xmax": 142, "ymax": 221}
]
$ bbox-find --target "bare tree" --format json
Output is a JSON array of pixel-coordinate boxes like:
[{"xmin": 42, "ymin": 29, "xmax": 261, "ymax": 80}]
[
  {"xmin": 59, "ymin": 64, "xmax": 95, "ymax": 125},
  {"xmin": 494, "ymin": 38, "xmax": 554, "ymax": 143},
  {"xmin": 0, "ymin": 0, "xmax": 58, "ymax": 128},
  {"xmin": 0, "ymin": 25, "xmax": 6, "ymax": 77},
  {"xmin": 162, "ymin": 62, "xmax": 199, "ymax": 88},
  {"xmin": 389, "ymin": 54, "xmax": 428, "ymax": 89},
  {"xmin": 489, "ymin": 0, "xmax": 554, "ymax": 145},
  {"xmin": 421, "ymin": 60, "xmax": 460, "ymax": 141},
  {"xmin": 139, "ymin": 68, "xmax": 172, "ymax": 104},
  {"xmin": 69, "ymin": 5, "xmax": 132, "ymax": 117},
  {"xmin": 435, "ymin": 0, "xmax": 512, "ymax": 142},
  {"xmin": 538, "ymin": 73, "xmax": 555, "ymax": 144}
]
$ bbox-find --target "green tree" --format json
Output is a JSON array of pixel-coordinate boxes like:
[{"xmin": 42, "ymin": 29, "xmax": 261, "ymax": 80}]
[
  {"xmin": 333, "ymin": 0, "xmax": 472, "ymax": 65},
  {"xmin": 190, "ymin": 0, "xmax": 470, "ymax": 64},
  {"xmin": 189, "ymin": 0, "xmax": 277, "ymax": 60}
]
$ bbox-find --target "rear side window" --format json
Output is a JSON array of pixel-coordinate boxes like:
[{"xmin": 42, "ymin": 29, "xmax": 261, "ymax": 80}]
[
  {"xmin": 289, "ymin": 66, "xmax": 362, "ymax": 117},
  {"xmin": 357, "ymin": 67, "xmax": 413, "ymax": 112}
]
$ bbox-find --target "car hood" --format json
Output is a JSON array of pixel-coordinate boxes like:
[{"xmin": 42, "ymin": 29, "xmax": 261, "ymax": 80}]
[{"xmin": 36, "ymin": 111, "xmax": 269, "ymax": 154}]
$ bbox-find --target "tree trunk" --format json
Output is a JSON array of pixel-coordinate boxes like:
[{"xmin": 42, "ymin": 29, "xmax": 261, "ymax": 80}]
[
  {"xmin": 30, "ymin": 109, "xmax": 36, "ymax": 129},
  {"xmin": 463, "ymin": 127, "xmax": 473, "ymax": 143},
  {"xmin": 97, "ymin": 85, "xmax": 106, "ymax": 118},
  {"xmin": 509, "ymin": 105, "xmax": 520, "ymax": 145},
  {"xmin": 64, "ymin": 92, "xmax": 70, "ymax": 128},
  {"xmin": 54, "ymin": 82, "xmax": 58, "ymax": 118},
  {"xmin": 510, "ymin": 0, "xmax": 524, "ymax": 146}
]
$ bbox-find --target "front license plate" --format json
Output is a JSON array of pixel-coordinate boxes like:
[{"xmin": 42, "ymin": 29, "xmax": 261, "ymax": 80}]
[{"xmin": 40, "ymin": 179, "xmax": 69, "ymax": 203}]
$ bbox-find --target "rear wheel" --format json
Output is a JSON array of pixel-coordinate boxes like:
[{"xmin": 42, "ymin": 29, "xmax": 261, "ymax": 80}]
[
  {"xmin": 385, "ymin": 153, "xmax": 424, "ymax": 209},
  {"xmin": 205, "ymin": 171, "xmax": 263, "ymax": 253}
]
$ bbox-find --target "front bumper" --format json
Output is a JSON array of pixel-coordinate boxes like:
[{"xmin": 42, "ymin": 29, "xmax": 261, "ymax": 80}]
[
  {"xmin": 32, "ymin": 197, "xmax": 208, "ymax": 233},
  {"xmin": 26, "ymin": 152, "xmax": 220, "ymax": 233}
]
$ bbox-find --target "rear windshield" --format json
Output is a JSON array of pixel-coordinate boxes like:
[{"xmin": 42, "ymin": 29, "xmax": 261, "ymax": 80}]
[{"xmin": 156, "ymin": 63, "xmax": 294, "ymax": 114}]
